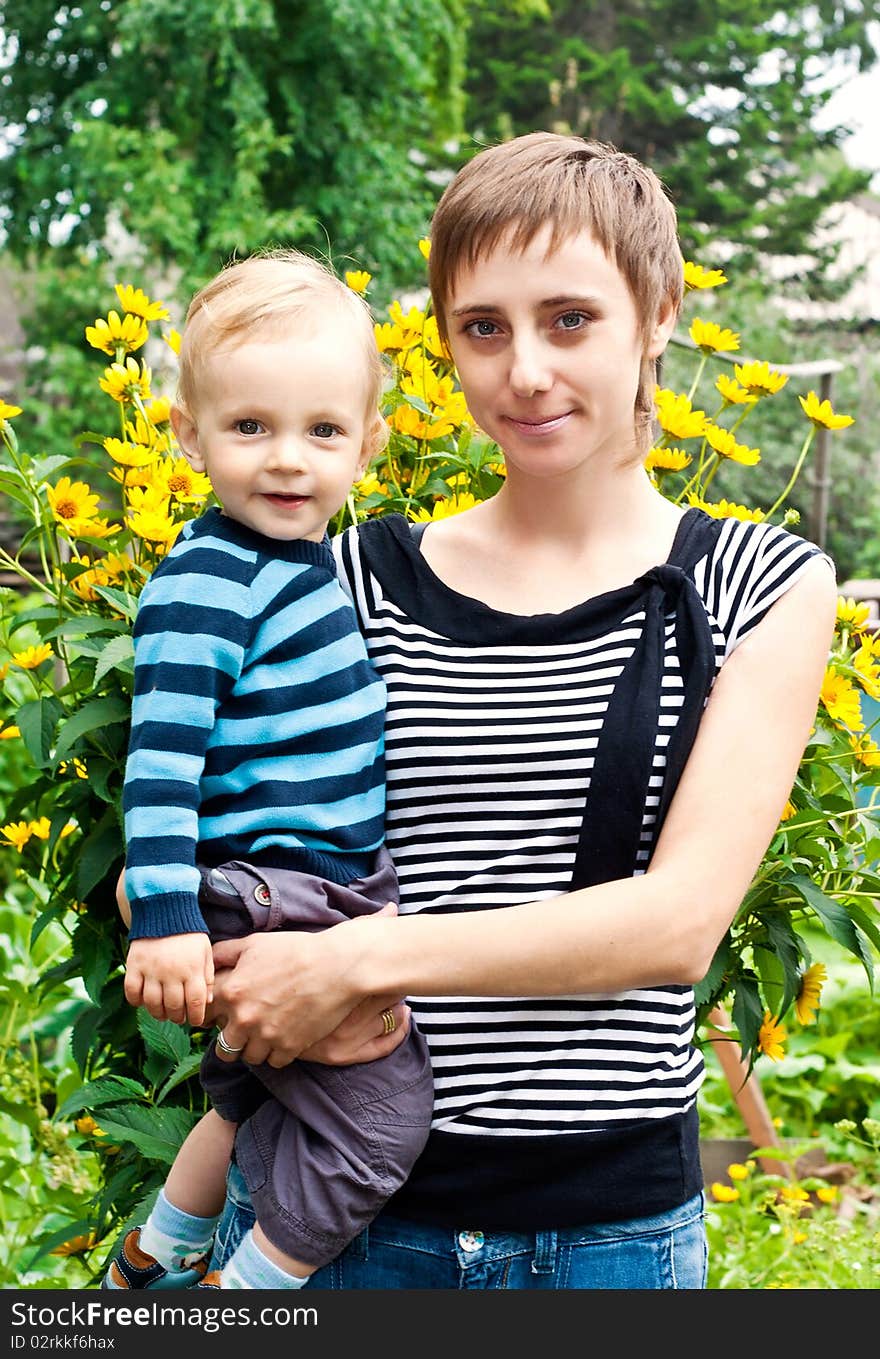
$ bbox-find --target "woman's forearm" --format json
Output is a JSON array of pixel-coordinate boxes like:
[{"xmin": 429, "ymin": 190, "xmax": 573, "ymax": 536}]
[{"xmin": 351, "ymin": 862, "xmax": 718, "ymax": 1001}]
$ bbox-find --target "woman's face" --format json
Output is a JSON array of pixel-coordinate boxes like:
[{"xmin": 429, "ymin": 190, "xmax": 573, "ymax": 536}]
[{"xmin": 445, "ymin": 224, "xmax": 671, "ymax": 482}]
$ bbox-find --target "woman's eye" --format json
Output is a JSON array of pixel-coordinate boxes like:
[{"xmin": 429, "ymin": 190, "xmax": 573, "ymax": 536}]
[
  {"xmin": 235, "ymin": 419, "xmax": 261, "ymax": 435},
  {"xmin": 465, "ymin": 319, "xmax": 500, "ymax": 338},
  {"xmin": 312, "ymin": 422, "xmax": 339, "ymax": 439},
  {"xmin": 557, "ymin": 311, "xmax": 588, "ymax": 330}
]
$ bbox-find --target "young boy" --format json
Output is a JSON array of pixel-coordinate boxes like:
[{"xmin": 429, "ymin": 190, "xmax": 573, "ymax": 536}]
[{"xmin": 103, "ymin": 250, "xmax": 433, "ymax": 1292}]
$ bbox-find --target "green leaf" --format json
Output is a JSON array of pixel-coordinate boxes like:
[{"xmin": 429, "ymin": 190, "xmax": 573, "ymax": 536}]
[
  {"xmin": 32, "ymin": 454, "xmax": 78, "ymax": 482},
  {"xmin": 58, "ymin": 1075, "xmax": 150, "ymax": 1120},
  {"xmin": 731, "ymin": 974, "xmax": 764, "ymax": 1066},
  {"xmin": 754, "ymin": 944, "xmax": 786, "ymax": 1017},
  {"xmin": 788, "ymin": 873, "xmax": 876, "ymax": 986},
  {"xmin": 45, "ymin": 616, "xmax": 129, "ymax": 639},
  {"xmin": 76, "ymin": 812, "xmax": 123, "ymax": 900},
  {"xmin": 763, "ymin": 915, "xmax": 804, "ymax": 1018},
  {"xmin": 693, "ymin": 933, "xmax": 732, "ymax": 1007},
  {"xmin": 90, "ymin": 1103, "xmax": 200, "ymax": 1165},
  {"xmin": 94, "ymin": 632, "xmax": 135, "ymax": 684},
  {"xmin": 15, "ymin": 696, "xmax": 63, "ymax": 768},
  {"xmin": 92, "ymin": 584, "xmax": 141, "ymax": 622},
  {"xmin": 54, "ymin": 694, "xmax": 131, "ymax": 763},
  {"xmin": 137, "ymin": 1010, "xmax": 192, "ymax": 1064},
  {"xmin": 156, "ymin": 1052, "xmax": 206, "ymax": 1103},
  {"xmin": 24, "ymin": 1218, "xmax": 96, "ymax": 1269}
]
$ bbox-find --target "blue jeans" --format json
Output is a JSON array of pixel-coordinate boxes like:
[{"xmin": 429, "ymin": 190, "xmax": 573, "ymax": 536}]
[{"xmin": 211, "ymin": 1162, "xmax": 707, "ymax": 1289}]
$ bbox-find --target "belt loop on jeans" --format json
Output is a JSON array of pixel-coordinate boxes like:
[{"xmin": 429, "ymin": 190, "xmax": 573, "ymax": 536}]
[
  {"xmin": 531, "ymin": 1230, "xmax": 557, "ymax": 1274},
  {"xmin": 349, "ymin": 1225, "xmax": 369, "ymax": 1262}
]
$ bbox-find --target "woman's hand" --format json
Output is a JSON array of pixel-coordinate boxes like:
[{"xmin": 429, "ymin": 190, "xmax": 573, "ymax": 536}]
[{"xmin": 208, "ymin": 902, "xmax": 403, "ymax": 1067}]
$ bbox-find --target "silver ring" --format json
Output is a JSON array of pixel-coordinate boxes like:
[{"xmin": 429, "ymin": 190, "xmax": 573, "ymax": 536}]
[
  {"xmin": 216, "ymin": 1029, "xmax": 245, "ymax": 1055},
  {"xmin": 380, "ymin": 1007, "xmax": 396, "ymax": 1036}
]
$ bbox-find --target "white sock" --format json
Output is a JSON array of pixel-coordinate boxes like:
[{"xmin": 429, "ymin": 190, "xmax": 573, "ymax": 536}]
[{"xmin": 221, "ymin": 1229, "xmax": 312, "ymax": 1289}]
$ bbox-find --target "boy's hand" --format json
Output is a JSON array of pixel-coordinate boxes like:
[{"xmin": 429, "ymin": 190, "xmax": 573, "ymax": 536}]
[{"xmin": 124, "ymin": 933, "xmax": 214, "ymax": 1026}]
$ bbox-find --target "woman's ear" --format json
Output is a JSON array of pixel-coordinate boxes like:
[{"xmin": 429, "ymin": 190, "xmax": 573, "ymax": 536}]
[
  {"xmin": 646, "ymin": 296, "xmax": 679, "ymax": 360},
  {"xmin": 171, "ymin": 404, "xmax": 206, "ymax": 472}
]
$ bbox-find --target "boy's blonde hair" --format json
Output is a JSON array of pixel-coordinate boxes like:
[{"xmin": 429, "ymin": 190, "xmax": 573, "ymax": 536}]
[
  {"xmin": 428, "ymin": 132, "xmax": 684, "ymax": 447},
  {"xmin": 177, "ymin": 248, "xmax": 388, "ymax": 455}
]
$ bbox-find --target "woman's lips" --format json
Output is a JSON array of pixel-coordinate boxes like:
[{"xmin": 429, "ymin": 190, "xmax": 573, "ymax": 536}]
[{"xmin": 504, "ymin": 412, "xmax": 574, "ymax": 436}]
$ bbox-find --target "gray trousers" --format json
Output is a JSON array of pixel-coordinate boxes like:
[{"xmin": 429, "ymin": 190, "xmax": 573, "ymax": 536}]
[{"xmin": 198, "ymin": 847, "xmax": 434, "ymax": 1267}]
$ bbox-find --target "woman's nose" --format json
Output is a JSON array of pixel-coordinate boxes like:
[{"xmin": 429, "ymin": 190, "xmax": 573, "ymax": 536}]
[{"xmin": 508, "ymin": 337, "xmax": 553, "ymax": 397}]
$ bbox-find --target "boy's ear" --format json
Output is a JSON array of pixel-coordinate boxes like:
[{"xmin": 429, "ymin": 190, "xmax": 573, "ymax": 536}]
[
  {"xmin": 171, "ymin": 404, "xmax": 206, "ymax": 472},
  {"xmin": 646, "ymin": 296, "xmax": 678, "ymax": 360}
]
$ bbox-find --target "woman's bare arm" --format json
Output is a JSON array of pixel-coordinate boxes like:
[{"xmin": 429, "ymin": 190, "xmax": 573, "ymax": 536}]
[{"xmin": 211, "ymin": 559, "xmax": 837, "ymax": 1066}]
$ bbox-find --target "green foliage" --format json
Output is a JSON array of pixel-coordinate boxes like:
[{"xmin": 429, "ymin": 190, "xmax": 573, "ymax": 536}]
[
  {"xmin": 462, "ymin": 0, "xmax": 880, "ymax": 283},
  {"xmin": 0, "ymin": 0, "xmax": 464, "ymax": 295}
]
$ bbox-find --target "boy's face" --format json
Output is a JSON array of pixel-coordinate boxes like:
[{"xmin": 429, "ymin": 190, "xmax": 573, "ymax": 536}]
[
  {"xmin": 445, "ymin": 224, "xmax": 673, "ymax": 479},
  {"xmin": 172, "ymin": 315, "xmax": 373, "ymax": 542}
]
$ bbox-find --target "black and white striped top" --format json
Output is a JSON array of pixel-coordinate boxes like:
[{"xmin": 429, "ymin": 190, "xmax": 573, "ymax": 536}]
[{"xmin": 333, "ymin": 508, "xmax": 832, "ymax": 1228}]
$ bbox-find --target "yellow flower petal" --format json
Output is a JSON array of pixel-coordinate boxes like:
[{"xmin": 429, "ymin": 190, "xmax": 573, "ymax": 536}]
[{"xmin": 798, "ymin": 390, "xmax": 855, "ymax": 430}]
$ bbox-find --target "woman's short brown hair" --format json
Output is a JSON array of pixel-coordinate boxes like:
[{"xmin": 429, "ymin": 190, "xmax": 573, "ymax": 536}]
[{"xmin": 428, "ymin": 132, "xmax": 684, "ymax": 447}]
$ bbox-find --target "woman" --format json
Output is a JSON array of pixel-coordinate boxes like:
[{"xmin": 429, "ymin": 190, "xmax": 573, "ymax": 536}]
[{"xmin": 206, "ymin": 132, "xmax": 837, "ymax": 1289}]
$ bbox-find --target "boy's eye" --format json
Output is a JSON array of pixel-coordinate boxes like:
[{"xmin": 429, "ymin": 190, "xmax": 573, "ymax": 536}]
[
  {"xmin": 312, "ymin": 422, "xmax": 339, "ymax": 439},
  {"xmin": 235, "ymin": 419, "xmax": 262, "ymax": 435}
]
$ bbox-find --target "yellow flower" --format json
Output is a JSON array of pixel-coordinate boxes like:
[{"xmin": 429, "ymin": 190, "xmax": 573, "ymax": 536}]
[
  {"xmin": 58, "ymin": 759, "xmax": 88, "ymax": 781},
  {"xmin": 703, "ymin": 425, "xmax": 761, "ymax": 465},
  {"xmin": 849, "ymin": 733, "xmax": 880, "ymax": 768},
  {"xmin": 103, "ymin": 438, "xmax": 156, "ymax": 469},
  {"xmin": 654, "ymin": 388, "xmax": 708, "ymax": 440},
  {"xmin": 74, "ymin": 1115, "xmax": 105, "ymax": 1136},
  {"xmin": 686, "ymin": 493, "xmax": 765, "ymax": 523},
  {"xmin": 779, "ymin": 798, "xmax": 797, "ymax": 821},
  {"xmin": 413, "ymin": 492, "xmax": 482, "ymax": 521},
  {"xmin": 99, "ymin": 357, "xmax": 152, "ymax": 404},
  {"xmin": 164, "ymin": 328, "xmax": 182, "ymax": 356},
  {"xmin": 345, "ymin": 270, "xmax": 372, "ymax": 295},
  {"xmin": 2, "ymin": 821, "xmax": 32, "ymax": 851},
  {"xmin": 145, "ymin": 396, "xmax": 172, "ymax": 426},
  {"xmin": 50, "ymin": 1231, "xmax": 99, "ymax": 1258},
  {"xmin": 0, "ymin": 723, "xmax": 20, "ymax": 740},
  {"xmin": 12, "ymin": 643, "xmax": 54, "ymax": 670},
  {"xmin": 644, "ymin": 446, "xmax": 692, "ymax": 473},
  {"xmin": 852, "ymin": 643, "xmax": 880, "ymax": 699},
  {"xmin": 710, "ymin": 1182, "xmax": 740, "ymax": 1203},
  {"xmin": 727, "ymin": 1163, "xmax": 752, "ymax": 1181},
  {"xmin": 779, "ymin": 1183, "xmax": 810, "ymax": 1203},
  {"xmin": 836, "ymin": 596, "xmax": 872, "ymax": 632},
  {"xmin": 715, "ymin": 374, "xmax": 758, "ymax": 406},
  {"xmin": 374, "ymin": 322, "xmax": 413, "ymax": 354},
  {"xmin": 390, "ymin": 404, "xmax": 456, "ymax": 441},
  {"xmin": 114, "ymin": 283, "xmax": 170, "ymax": 321},
  {"xmin": 46, "ymin": 476, "xmax": 102, "ymax": 531},
  {"xmin": 126, "ymin": 482, "xmax": 171, "ymax": 514},
  {"xmin": 354, "ymin": 471, "xmax": 390, "ymax": 499},
  {"xmin": 0, "ymin": 399, "xmax": 23, "ymax": 421},
  {"xmin": 757, "ymin": 1011, "xmax": 787, "ymax": 1061},
  {"xmin": 683, "ymin": 261, "xmax": 727, "ymax": 290},
  {"xmin": 418, "ymin": 237, "xmax": 431, "ymax": 260},
  {"xmin": 28, "ymin": 817, "xmax": 52, "ymax": 840},
  {"xmin": 734, "ymin": 360, "xmax": 789, "ymax": 397},
  {"xmin": 798, "ymin": 390, "xmax": 854, "ymax": 431},
  {"xmin": 795, "ymin": 962, "xmax": 827, "ymax": 1025},
  {"xmin": 389, "ymin": 300, "xmax": 427, "ymax": 333},
  {"xmin": 85, "ymin": 311, "xmax": 149, "ymax": 356},
  {"xmin": 421, "ymin": 315, "xmax": 450, "ymax": 361},
  {"xmin": 688, "ymin": 318, "xmax": 740, "ymax": 353},
  {"xmin": 127, "ymin": 508, "xmax": 183, "ymax": 546},
  {"xmin": 816, "ymin": 1186, "xmax": 837, "ymax": 1205},
  {"xmin": 819, "ymin": 667, "xmax": 863, "ymax": 729},
  {"xmin": 153, "ymin": 457, "xmax": 213, "ymax": 503}
]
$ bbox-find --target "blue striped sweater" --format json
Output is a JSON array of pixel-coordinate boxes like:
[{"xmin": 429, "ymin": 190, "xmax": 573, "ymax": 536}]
[{"xmin": 123, "ymin": 507, "xmax": 387, "ymax": 940}]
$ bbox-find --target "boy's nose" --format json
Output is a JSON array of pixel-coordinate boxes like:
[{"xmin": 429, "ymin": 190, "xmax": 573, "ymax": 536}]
[{"xmin": 266, "ymin": 436, "xmax": 308, "ymax": 472}]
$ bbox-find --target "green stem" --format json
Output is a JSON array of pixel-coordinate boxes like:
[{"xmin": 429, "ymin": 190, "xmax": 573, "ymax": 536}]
[
  {"xmin": 764, "ymin": 427, "xmax": 816, "ymax": 522},
  {"xmin": 686, "ymin": 352, "xmax": 708, "ymax": 402}
]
